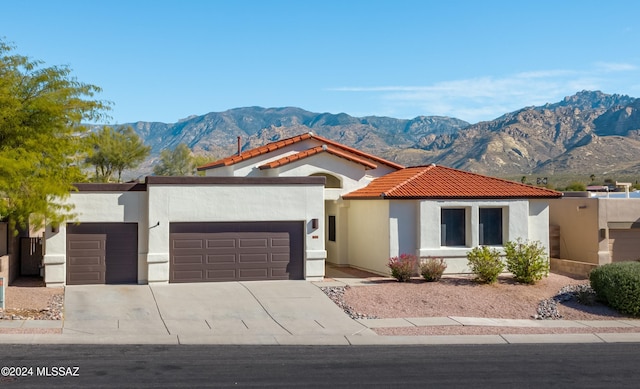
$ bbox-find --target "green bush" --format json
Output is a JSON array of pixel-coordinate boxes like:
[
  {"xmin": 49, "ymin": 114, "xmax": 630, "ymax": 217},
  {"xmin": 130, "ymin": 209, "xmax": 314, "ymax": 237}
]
[
  {"xmin": 419, "ymin": 257, "xmax": 447, "ymax": 282},
  {"xmin": 504, "ymin": 238, "xmax": 549, "ymax": 284},
  {"xmin": 589, "ymin": 262, "xmax": 640, "ymax": 316},
  {"xmin": 387, "ymin": 253, "xmax": 418, "ymax": 282},
  {"xmin": 466, "ymin": 246, "xmax": 504, "ymax": 284}
]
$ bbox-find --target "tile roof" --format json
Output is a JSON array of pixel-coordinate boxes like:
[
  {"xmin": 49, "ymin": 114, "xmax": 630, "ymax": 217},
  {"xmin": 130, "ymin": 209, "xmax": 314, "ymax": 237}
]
[
  {"xmin": 343, "ymin": 164, "xmax": 563, "ymax": 199},
  {"xmin": 197, "ymin": 132, "xmax": 404, "ymax": 171},
  {"xmin": 259, "ymin": 145, "xmax": 378, "ymax": 170}
]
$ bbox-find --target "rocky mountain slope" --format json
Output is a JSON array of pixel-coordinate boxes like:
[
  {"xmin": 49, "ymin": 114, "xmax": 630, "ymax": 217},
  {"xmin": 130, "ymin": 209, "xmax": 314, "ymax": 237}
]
[{"xmin": 119, "ymin": 90, "xmax": 640, "ymax": 178}]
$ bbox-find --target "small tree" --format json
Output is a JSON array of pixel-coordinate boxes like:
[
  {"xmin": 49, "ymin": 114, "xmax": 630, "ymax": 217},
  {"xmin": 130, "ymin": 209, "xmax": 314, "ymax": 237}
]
[
  {"xmin": 85, "ymin": 126, "xmax": 150, "ymax": 182},
  {"xmin": 153, "ymin": 143, "xmax": 196, "ymax": 176},
  {"xmin": 0, "ymin": 40, "xmax": 109, "ymax": 232}
]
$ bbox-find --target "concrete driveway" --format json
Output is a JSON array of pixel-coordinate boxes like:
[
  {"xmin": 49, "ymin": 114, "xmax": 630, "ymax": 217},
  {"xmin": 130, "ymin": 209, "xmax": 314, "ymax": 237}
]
[{"xmin": 63, "ymin": 281, "xmax": 373, "ymax": 342}]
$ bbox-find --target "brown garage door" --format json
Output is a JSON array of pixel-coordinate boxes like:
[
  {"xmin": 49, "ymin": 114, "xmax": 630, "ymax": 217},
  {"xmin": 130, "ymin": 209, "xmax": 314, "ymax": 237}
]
[
  {"xmin": 66, "ymin": 223, "xmax": 138, "ymax": 285},
  {"xmin": 609, "ymin": 229, "xmax": 640, "ymax": 262},
  {"xmin": 170, "ymin": 222, "xmax": 304, "ymax": 283}
]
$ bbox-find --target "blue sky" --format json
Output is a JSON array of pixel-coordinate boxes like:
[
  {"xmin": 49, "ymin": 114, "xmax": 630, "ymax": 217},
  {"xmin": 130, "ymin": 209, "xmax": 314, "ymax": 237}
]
[{"xmin": 2, "ymin": 1, "xmax": 640, "ymax": 124}]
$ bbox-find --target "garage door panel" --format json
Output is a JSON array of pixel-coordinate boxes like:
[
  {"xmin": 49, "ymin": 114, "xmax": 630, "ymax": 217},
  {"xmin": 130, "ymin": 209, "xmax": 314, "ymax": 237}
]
[
  {"xmin": 67, "ymin": 223, "xmax": 138, "ymax": 285},
  {"xmin": 173, "ymin": 239, "xmax": 204, "ymax": 249},
  {"xmin": 271, "ymin": 238, "xmax": 289, "ymax": 247},
  {"xmin": 170, "ymin": 222, "xmax": 303, "ymax": 283},
  {"xmin": 609, "ymin": 230, "xmax": 640, "ymax": 262},
  {"xmin": 206, "ymin": 269, "xmax": 237, "ymax": 280},
  {"xmin": 173, "ymin": 255, "xmax": 204, "ymax": 264},
  {"xmin": 206, "ymin": 254, "xmax": 236, "ymax": 264},
  {"xmin": 271, "ymin": 253, "xmax": 290, "ymax": 263},
  {"xmin": 68, "ymin": 255, "xmax": 103, "ymax": 266},
  {"xmin": 206, "ymin": 239, "xmax": 236, "ymax": 248},
  {"xmin": 69, "ymin": 240, "xmax": 104, "ymax": 250},
  {"xmin": 238, "ymin": 269, "xmax": 269, "ymax": 279},
  {"xmin": 239, "ymin": 238, "xmax": 269, "ymax": 248},
  {"xmin": 68, "ymin": 271, "xmax": 103, "ymax": 283},
  {"xmin": 239, "ymin": 253, "xmax": 269, "ymax": 263},
  {"xmin": 175, "ymin": 270, "xmax": 205, "ymax": 280}
]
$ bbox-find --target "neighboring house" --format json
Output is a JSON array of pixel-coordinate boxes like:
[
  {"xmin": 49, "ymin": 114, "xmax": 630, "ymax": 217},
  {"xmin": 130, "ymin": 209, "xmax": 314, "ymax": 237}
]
[
  {"xmin": 342, "ymin": 165, "xmax": 562, "ymax": 274},
  {"xmin": 42, "ymin": 132, "xmax": 561, "ymax": 286},
  {"xmin": 549, "ymin": 193, "xmax": 640, "ymax": 277}
]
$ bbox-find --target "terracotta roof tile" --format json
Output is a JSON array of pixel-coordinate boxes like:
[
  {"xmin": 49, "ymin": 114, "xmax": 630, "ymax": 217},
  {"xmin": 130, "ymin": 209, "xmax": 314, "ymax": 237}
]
[
  {"xmin": 197, "ymin": 132, "xmax": 404, "ymax": 171},
  {"xmin": 343, "ymin": 165, "xmax": 563, "ymax": 199},
  {"xmin": 259, "ymin": 145, "xmax": 378, "ymax": 170}
]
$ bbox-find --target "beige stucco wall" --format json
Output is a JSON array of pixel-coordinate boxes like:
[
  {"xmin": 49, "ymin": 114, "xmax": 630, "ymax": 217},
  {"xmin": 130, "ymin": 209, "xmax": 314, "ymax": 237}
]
[
  {"xmin": 146, "ymin": 183, "xmax": 325, "ymax": 283},
  {"xmin": 43, "ymin": 180, "xmax": 326, "ymax": 286},
  {"xmin": 548, "ymin": 197, "xmax": 601, "ymax": 264},
  {"xmin": 549, "ymin": 196, "xmax": 640, "ymax": 265},
  {"xmin": 43, "ymin": 191, "xmax": 148, "ymax": 287},
  {"xmin": 346, "ymin": 200, "xmax": 390, "ymax": 275}
]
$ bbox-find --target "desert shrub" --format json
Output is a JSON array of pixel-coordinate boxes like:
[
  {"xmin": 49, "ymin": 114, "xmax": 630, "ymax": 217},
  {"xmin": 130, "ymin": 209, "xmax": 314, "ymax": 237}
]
[
  {"xmin": 466, "ymin": 246, "xmax": 504, "ymax": 284},
  {"xmin": 419, "ymin": 257, "xmax": 447, "ymax": 282},
  {"xmin": 589, "ymin": 262, "xmax": 640, "ymax": 316},
  {"xmin": 504, "ymin": 238, "xmax": 549, "ymax": 284},
  {"xmin": 387, "ymin": 253, "xmax": 418, "ymax": 282}
]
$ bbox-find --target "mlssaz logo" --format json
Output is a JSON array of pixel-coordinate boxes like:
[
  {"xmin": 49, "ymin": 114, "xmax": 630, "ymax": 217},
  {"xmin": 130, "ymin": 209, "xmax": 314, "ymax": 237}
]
[{"xmin": 36, "ymin": 366, "xmax": 80, "ymax": 377}]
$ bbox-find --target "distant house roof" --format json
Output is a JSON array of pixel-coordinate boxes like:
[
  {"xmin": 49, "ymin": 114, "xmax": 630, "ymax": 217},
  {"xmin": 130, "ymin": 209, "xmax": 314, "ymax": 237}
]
[
  {"xmin": 197, "ymin": 132, "xmax": 404, "ymax": 171},
  {"xmin": 343, "ymin": 164, "xmax": 563, "ymax": 199},
  {"xmin": 258, "ymin": 145, "xmax": 378, "ymax": 170}
]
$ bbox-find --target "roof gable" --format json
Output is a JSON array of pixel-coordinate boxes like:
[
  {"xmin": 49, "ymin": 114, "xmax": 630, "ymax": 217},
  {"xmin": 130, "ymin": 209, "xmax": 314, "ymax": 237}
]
[
  {"xmin": 343, "ymin": 165, "xmax": 563, "ymax": 199},
  {"xmin": 197, "ymin": 132, "xmax": 404, "ymax": 171},
  {"xmin": 258, "ymin": 145, "xmax": 378, "ymax": 170}
]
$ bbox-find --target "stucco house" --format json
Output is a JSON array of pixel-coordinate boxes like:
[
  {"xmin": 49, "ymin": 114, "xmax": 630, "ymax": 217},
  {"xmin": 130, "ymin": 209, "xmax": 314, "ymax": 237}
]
[
  {"xmin": 549, "ymin": 193, "xmax": 640, "ymax": 276},
  {"xmin": 42, "ymin": 132, "xmax": 561, "ymax": 286},
  {"xmin": 342, "ymin": 165, "xmax": 562, "ymax": 274}
]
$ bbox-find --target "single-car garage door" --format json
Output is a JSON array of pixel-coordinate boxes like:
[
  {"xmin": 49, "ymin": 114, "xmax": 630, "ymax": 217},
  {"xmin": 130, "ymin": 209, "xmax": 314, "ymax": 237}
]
[
  {"xmin": 170, "ymin": 221, "xmax": 304, "ymax": 283},
  {"xmin": 66, "ymin": 223, "xmax": 138, "ymax": 285},
  {"xmin": 609, "ymin": 229, "xmax": 640, "ymax": 262}
]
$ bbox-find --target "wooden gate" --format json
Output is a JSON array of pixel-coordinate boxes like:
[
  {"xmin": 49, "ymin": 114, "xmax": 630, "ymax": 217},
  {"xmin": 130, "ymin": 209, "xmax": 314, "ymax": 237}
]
[{"xmin": 20, "ymin": 237, "xmax": 43, "ymax": 276}]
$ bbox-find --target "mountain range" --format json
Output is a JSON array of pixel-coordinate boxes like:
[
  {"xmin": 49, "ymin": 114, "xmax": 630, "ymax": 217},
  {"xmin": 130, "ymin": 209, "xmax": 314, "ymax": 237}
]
[{"xmin": 120, "ymin": 90, "xmax": 640, "ymax": 181}]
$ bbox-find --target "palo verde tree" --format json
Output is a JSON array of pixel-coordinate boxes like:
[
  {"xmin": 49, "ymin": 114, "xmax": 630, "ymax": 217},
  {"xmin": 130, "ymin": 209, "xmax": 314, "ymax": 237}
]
[
  {"xmin": 0, "ymin": 40, "xmax": 109, "ymax": 232},
  {"xmin": 153, "ymin": 143, "xmax": 195, "ymax": 176},
  {"xmin": 85, "ymin": 125, "xmax": 150, "ymax": 182}
]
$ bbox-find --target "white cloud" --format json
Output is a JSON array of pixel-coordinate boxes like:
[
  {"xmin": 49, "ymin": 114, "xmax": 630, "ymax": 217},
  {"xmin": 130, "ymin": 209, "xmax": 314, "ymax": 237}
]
[
  {"xmin": 594, "ymin": 62, "xmax": 637, "ymax": 72},
  {"xmin": 327, "ymin": 63, "xmax": 640, "ymax": 123}
]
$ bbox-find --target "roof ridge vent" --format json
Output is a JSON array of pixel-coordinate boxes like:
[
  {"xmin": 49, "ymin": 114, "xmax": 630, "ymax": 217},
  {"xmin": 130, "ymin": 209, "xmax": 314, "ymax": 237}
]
[{"xmin": 321, "ymin": 144, "xmax": 328, "ymax": 151}]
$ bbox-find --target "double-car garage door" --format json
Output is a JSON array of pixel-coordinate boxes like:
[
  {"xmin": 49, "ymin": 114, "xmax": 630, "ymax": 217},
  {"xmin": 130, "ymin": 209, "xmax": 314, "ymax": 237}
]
[{"xmin": 169, "ymin": 222, "xmax": 304, "ymax": 283}]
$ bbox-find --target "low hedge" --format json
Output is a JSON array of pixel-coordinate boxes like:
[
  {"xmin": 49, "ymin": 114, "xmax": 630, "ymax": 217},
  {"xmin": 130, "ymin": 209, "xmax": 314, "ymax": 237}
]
[{"xmin": 589, "ymin": 261, "xmax": 640, "ymax": 317}]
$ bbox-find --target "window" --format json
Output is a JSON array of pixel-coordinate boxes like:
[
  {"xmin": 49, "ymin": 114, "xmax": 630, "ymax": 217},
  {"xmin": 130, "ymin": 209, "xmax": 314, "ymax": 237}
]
[
  {"xmin": 479, "ymin": 208, "xmax": 503, "ymax": 245},
  {"xmin": 441, "ymin": 209, "xmax": 465, "ymax": 246},
  {"xmin": 328, "ymin": 215, "xmax": 336, "ymax": 242}
]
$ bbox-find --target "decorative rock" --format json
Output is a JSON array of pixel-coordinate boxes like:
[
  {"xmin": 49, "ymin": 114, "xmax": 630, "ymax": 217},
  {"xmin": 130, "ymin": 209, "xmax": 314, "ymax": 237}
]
[
  {"xmin": 320, "ymin": 286, "xmax": 378, "ymax": 320},
  {"xmin": 535, "ymin": 283, "xmax": 594, "ymax": 320}
]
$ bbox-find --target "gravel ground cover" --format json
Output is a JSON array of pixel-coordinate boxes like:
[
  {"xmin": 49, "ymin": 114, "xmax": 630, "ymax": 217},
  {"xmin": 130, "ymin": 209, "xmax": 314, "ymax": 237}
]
[
  {"xmin": 321, "ymin": 270, "xmax": 640, "ymax": 336},
  {"xmin": 0, "ymin": 277, "xmax": 64, "ymax": 321}
]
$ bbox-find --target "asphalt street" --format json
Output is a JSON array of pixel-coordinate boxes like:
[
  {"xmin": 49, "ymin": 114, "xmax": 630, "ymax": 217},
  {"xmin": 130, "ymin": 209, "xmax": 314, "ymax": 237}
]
[{"xmin": 1, "ymin": 343, "xmax": 638, "ymax": 388}]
